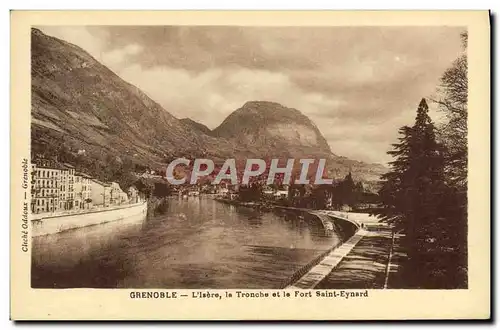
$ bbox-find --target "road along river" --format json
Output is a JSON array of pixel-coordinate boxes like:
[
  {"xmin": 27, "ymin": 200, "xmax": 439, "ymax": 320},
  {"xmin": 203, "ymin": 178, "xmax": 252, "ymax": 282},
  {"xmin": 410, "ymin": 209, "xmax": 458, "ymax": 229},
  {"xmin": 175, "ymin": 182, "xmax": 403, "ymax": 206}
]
[{"xmin": 32, "ymin": 196, "xmax": 342, "ymax": 288}]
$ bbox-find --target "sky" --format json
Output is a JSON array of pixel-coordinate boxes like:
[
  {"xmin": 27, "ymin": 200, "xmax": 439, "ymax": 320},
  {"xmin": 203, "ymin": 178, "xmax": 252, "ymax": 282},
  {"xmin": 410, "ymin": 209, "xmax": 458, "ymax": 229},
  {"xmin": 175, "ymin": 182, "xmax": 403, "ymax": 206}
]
[{"xmin": 39, "ymin": 26, "xmax": 465, "ymax": 164}]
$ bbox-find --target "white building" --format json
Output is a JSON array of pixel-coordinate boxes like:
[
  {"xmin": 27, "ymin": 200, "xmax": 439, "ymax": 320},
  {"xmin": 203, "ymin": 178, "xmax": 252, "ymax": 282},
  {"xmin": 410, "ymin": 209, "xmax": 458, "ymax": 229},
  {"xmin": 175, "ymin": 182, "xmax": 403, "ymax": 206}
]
[
  {"xmin": 31, "ymin": 162, "xmax": 61, "ymax": 214},
  {"xmin": 74, "ymin": 172, "xmax": 93, "ymax": 209},
  {"xmin": 91, "ymin": 179, "xmax": 111, "ymax": 207}
]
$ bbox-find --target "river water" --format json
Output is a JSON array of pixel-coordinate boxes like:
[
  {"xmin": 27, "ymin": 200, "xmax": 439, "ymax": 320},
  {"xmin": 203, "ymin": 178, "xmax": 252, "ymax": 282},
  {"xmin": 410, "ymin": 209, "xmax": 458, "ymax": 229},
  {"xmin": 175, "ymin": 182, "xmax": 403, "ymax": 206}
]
[{"xmin": 32, "ymin": 197, "xmax": 341, "ymax": 288}]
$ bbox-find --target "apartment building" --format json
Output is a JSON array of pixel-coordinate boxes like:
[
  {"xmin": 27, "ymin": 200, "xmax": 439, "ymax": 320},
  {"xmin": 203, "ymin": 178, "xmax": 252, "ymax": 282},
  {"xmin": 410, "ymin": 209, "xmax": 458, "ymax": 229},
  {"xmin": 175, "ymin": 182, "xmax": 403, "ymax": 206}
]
[
  {"xmin": 31, "ymin": 162, "xmax": 61, "ymax": 214},
  {"xmin": 74, "ymin": 172, "xmax": 93, "ymax": 209},
  {"xmin": 31, "ymin": 160, "xmax": 87, "ymax": 213},
  {"xmin": 31, "ymin": 159, "xmax": 138, "ymax": 214}
]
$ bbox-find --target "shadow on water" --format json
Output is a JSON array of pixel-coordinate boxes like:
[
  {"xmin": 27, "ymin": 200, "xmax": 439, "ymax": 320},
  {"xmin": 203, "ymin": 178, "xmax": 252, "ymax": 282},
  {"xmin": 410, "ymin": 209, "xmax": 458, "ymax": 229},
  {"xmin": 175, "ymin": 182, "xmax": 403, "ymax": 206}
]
[
  {"xmin": 31, "ymin": 217, "xmax": 146, "ymax": 288},
  {"xmin": 32, "ymin": 239, "xmax": 135, "ymax": 288}
]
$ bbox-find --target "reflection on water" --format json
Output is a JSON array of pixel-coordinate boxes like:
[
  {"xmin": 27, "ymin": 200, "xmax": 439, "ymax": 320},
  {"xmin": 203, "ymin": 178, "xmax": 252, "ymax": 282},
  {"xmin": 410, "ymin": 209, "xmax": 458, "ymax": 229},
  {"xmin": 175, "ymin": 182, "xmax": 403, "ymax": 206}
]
[{"xmin": 32, "ymin": 197, "xmax": 340, "ymax": 288}]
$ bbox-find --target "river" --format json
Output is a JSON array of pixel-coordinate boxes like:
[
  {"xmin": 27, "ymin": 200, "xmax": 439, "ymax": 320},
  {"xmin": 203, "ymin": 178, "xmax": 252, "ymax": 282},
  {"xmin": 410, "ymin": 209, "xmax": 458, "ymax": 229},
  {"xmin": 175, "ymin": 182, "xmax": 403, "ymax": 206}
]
[{"xmin": 32, "ymin": 196, "xmax": 341, "ymax": 288}]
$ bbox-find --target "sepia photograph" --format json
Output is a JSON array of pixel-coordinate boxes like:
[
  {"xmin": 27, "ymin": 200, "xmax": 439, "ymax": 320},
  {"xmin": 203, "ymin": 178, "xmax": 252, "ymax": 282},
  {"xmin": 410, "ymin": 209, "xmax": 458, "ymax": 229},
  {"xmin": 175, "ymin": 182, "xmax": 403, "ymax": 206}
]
[
  {"xmin": 10, "ymin": 10, "xmax": 490, "ymax": 321},
  {"xmin": 29, "ymin": 24, "xmax": 469, "ymax": 290}
]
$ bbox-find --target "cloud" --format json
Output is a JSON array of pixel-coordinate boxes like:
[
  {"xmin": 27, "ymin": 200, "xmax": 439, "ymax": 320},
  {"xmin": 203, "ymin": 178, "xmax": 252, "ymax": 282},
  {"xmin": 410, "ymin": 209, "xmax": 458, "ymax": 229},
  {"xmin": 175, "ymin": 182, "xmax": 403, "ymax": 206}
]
[
  {"xmin": 101, "ymin": 43, "xmax": 143, "ymax": 69},
  {"xmin": 37, "ymin": 26, "xmax": 107, "ymax": 61},
  {"xmin": 38, "ymin": 26, "xmax": 464, "ymax": 164}
]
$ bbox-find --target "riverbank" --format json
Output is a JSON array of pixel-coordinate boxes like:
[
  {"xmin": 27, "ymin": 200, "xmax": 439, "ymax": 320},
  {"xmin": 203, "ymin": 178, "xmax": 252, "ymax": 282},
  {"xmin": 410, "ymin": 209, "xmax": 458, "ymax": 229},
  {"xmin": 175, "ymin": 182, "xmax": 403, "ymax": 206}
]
[
  {"xmin": 31, "ymin": 201, "xmax": 147, "ymax": 237},
  {"xmin": 315, "ymin": 226, "xmax": 404, "ymax": 289},
  {"xmin": 214, "ymin": 197, "xmax": 402, "ymax": 289},
  {"xmin": 215, "ymin": 197, "xmax": 360, "ymax": 236},
  {"xmin": 288, "ymin": 219, "xmax": 404, "ymax": 289},
  {"xmin": 214, "ymin": 197, "xmax": 275, "ymax": 212}
]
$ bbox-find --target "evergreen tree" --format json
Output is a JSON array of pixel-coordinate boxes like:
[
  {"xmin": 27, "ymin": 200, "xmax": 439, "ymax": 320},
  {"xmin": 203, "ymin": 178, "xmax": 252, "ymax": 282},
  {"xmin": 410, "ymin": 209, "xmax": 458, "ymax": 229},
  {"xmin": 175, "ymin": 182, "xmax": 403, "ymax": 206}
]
[
  {"xmin": 342, "ymin": 172, "xmax": 356, "ymax": 209},
  {"xmin": 353, "ymin": 181, "xmax": 364, "ymax": 208},
  {"xmin": 330, "ymin": 180, "xmax": 342, "ymax": 210},
  {"xmin": 378, "ymin": 126, "xmax": 413, "ymax": 226},
  {"xmin": 377, "ymin": 98, "xmax": 448, "ymax": 287}
]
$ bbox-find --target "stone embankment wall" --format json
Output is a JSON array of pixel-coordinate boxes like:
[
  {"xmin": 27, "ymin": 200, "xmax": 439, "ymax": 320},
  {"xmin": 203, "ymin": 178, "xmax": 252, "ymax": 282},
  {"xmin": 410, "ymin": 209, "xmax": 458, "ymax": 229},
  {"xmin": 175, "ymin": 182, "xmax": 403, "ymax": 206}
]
[{"xmin": 31, "ymin": 201, "xmax": 147, "ymax": 237}]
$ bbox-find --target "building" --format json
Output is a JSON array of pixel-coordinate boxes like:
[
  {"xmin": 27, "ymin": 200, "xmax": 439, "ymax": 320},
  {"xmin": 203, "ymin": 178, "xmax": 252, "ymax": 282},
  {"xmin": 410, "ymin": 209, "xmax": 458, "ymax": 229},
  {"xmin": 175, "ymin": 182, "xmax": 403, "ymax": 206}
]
[
  {"xmin": 90, "ymin": 179, "xmax": 111, "ymax": 207},
  {"xmin": 31, "ymin": 159, "xmax": 141, "ymax": 214},
  {"xmin": 109, "ymin": 182, "xmax": 128, "ymax": 205},
  {"xmin": 31, "ymin": 161, "xmax": 61, "ymax": 214},
  {"xmin": 216, "ymin": 187, "xmax": 229, "ymax": 195},
  {"xmin": 262, "ymin": 188, "xmax": 274, "ymax": 196},
  {"xmin": 274, "ymin": 190, "xmax": 289, "ymax": 199},
  {"xmin": 74, "ymin": 172, "xmax": 93, "ymax": 209},
  {"xmin": 62, "ymin": 163, "xmax": 75, "ymax": 210},
  {"xmin": 127, "ymin": 186, "xmax": 139, "ymax": 203},
  {"xmin": 118, "ymin": 191, "xmax": 129, "ymax": 204},
  {"xmin": 31, "ymin": 160, "xmax": 87, "ymax": 213},
  {"xmin": 59, "ymin": 166, "xmax": 70, "ymax": 210}
]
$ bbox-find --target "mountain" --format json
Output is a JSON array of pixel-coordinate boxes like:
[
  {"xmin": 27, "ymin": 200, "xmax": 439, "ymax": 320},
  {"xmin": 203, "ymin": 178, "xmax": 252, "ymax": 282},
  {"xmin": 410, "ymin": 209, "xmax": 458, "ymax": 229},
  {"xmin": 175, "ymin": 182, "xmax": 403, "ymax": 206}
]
[
  {"xmin": 31, "ymin": 28, "xmax": 386, "ymax": 185},
  {"xmin": 212, "ymin": 101, "xmax": 386, "ymax": 181},
  {"xmin": 213, "ymin": 101, "xmax": 332, "ymax": 158},
  {"xmin": 180, "ymin": 118, "xmax": 213, "ymax": 136},
  {"xmin": 31, "ymin": 28, "xmax": 246, "ymax": 179}
]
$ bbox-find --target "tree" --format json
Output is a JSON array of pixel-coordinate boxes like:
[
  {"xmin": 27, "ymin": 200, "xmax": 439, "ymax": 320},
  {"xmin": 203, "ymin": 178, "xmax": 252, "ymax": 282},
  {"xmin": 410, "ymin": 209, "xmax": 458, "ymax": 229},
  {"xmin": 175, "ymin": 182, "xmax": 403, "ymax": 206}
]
[
  {"xmin": 377, "ymin": 98, "xmax": 449, "ymax": 287},
  {"xmin": 310, "ymin": 185, "xmax": 328, "ymax": 210},
  {"xmin": 378, "ymin": 126, "xmax": 412, "ymax": 225},
  {"xmin": 431, "ymin": 31, "xmax": 468, "ymax": 287},
  {"xmin": 353, "ymin": 181, "xmax": 364, "ymax": 208},
  {"xmin": 434, "ymin": 31, "xmax": 468, "ymax": 193},
  {"xmin": 330, "ymin": 180, "xmax": 343, "ymax": 210},
  {"xmin": 134, "ymin": 178, "xmax": 154, "ymax": 198},
  {"xmin": 341, "ymin": 172, "xmax": 356, "ymax": 209},
  {"xmin": 238, "ymin": 182, "xmax": 263, "ymax": 202}
]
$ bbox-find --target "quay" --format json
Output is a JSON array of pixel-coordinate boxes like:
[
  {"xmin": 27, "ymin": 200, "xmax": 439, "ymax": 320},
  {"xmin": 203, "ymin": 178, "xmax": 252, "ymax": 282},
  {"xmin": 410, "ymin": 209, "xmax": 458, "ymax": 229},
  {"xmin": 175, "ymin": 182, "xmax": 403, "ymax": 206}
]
[
  {"xmin": 215, "ymin": 197, "xmax": 403, "ymax": 289},
  {"xmin": 288, "ymin": 211, "xmax": 404, "ymax": 289},
  {"xmin": 31, "ymin": 201, "xmax": 147, "ymax": 237}
]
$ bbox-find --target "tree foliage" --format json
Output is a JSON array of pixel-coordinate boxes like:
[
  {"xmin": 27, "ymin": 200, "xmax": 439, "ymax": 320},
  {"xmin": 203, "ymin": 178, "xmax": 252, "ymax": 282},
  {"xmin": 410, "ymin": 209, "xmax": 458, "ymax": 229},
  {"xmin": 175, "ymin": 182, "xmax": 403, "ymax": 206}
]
[
  {"xmin": 377, "ymin": 97, "xmax": 467, "ymax": 288},
  {"xmin": 434, "ymin": 31, "xmax": 468, "ymax": 192}
]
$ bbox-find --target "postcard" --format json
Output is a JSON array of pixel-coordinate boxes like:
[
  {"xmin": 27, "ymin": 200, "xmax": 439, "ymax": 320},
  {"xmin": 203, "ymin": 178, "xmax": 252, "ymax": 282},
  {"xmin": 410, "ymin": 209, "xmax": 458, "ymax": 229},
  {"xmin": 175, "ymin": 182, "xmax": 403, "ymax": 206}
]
[{"xmin": 10, "ymin": 10, "xmax": 490, "ymax": 320}]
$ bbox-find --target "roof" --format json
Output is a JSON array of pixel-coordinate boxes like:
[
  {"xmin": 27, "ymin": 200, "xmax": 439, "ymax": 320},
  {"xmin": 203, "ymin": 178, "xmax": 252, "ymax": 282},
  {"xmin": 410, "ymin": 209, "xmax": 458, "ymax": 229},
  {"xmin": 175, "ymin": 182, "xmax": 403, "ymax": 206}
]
[
  {"xmin": 75, "ymin": 172, "xmax": 93, "ymax": 179},
  {"xmin": 62, "ymin": 163, "xmax": 75, "ymax": 169},
  {"xmin": 34, "ymin": 164, "xmax": 60, "ymax": 170},
  {"xmin": 90, "ymin": 178, "xmax": 111, "ymax": 187}
]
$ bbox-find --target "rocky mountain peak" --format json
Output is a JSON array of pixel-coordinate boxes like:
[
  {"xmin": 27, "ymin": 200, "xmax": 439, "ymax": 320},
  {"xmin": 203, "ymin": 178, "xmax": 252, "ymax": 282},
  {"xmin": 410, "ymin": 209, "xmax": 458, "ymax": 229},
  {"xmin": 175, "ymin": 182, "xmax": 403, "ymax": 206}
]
[{"xmin": 213, "ymin": 100, "xmax": 332, "ymax": 156}]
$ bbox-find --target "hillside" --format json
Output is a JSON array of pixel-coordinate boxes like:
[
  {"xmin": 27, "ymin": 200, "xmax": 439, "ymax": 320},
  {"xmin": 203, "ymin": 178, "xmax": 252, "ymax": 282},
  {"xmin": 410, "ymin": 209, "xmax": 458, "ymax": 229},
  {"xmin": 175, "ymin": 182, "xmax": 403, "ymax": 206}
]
[
  {"xmin": 180, "ymin": 118, "xmax": 213, "ymax": 136},
  {"xmin": 31, "ymin": 28, "xmax": 246, "ymax": 181}
]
